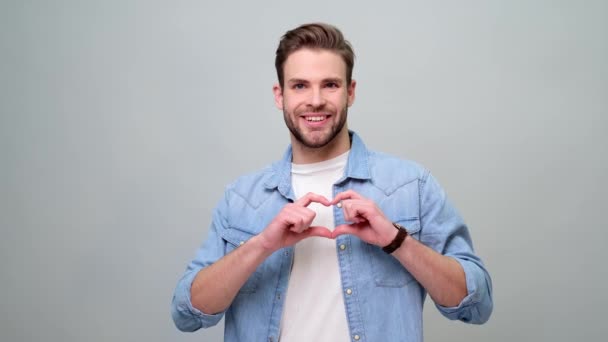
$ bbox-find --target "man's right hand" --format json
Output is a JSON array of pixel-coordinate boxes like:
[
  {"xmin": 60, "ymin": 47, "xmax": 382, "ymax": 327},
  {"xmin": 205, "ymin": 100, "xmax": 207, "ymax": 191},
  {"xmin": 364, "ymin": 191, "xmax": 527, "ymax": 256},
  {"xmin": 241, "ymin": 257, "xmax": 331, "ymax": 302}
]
[
  {"xmin": 190, "ymin": 192, "xmax": 333, "ymax": 315},
  {"xmin": 256, "ymin": 192, "xmax": 334, "ymax": 252}
]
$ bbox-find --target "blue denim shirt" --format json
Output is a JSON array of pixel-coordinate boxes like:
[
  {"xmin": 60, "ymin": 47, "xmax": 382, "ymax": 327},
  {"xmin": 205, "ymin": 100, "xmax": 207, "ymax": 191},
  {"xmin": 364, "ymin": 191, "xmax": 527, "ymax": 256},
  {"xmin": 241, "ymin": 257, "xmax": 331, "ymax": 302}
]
[{"xmin": 172, "ymin": 132, "xmax": 493, "ymax": 342}]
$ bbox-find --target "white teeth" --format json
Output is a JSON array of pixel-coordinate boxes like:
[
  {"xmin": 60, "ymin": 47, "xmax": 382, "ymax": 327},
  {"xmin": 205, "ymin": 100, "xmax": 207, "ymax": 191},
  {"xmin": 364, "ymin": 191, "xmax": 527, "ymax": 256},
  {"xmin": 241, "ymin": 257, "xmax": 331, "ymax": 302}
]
[{"xmin": 306, "ymin": 116, "xmax": 325, "ymax": 122}]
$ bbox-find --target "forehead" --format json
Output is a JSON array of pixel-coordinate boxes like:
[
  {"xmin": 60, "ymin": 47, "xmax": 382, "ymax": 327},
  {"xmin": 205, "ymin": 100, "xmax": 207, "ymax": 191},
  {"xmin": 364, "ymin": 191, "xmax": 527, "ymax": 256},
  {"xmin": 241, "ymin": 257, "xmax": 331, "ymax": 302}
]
[{"xmin": 283, "ymin": 48, "xmax": 347, "ymax": 81}]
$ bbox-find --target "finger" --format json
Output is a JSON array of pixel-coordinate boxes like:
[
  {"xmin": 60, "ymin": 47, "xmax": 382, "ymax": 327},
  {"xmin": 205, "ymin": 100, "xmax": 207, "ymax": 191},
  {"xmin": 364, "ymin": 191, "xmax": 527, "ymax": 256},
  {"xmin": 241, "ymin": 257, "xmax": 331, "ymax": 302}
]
[
  {"xmin": 295, "ymin": 192, "xmax": 331, "ymax": 207},
  {"xmin": 301, "ymin": 226, "xmax": 333, "ymax": 239},
  {"xmin": 332, "ymin": 224, "xmax": 362, "ymax": 239},
  {"xmin": 279, "ymin": 207, "xmax": 304, "ymax": 231},
  {"xmin": 285, "ymin": 208, "xmax": 315, "ymax": 233},
  {"xmin": 331, "ymin": 190, "xmax": 364, "ymax": 205},
  {"xmin": 285, "ymin": 213, "xmax": 312, "ymax": 233},
  {"xmin": 342, "ymin": 201, "xmax": 370, "ymax": 223}
]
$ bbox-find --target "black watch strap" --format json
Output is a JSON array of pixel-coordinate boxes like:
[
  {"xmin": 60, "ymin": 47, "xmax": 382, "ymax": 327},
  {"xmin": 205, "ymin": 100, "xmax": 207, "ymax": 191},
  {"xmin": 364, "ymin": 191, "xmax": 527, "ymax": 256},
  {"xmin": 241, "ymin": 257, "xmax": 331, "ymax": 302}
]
[{"xmin": 382, "ymin": 222, "xmax": 408, "ymax": 254}]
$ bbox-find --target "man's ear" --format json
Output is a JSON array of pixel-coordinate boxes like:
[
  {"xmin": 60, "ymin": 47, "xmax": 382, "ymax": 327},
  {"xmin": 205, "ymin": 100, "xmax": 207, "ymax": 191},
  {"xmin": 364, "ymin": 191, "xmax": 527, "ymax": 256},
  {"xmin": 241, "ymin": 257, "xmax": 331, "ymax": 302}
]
[
  {"xmin": 273, "ymin": 83, "xmax": 283, "ymax": 110},
  {"xmin": 347, "ymin": 79, "xmax": 357, "ymax": 107}
]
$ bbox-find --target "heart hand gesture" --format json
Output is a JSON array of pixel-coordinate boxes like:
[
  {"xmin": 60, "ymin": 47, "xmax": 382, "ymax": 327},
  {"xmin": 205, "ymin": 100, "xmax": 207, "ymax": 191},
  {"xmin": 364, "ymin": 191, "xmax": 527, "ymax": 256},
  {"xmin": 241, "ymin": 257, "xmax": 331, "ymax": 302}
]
[
  {"xmin": 257, "ymin": 192, "xmax": 334, "ymax": 251},
  {"xmin": 331, "ymin": 190, "xmax": 398, "ymax": 247}
]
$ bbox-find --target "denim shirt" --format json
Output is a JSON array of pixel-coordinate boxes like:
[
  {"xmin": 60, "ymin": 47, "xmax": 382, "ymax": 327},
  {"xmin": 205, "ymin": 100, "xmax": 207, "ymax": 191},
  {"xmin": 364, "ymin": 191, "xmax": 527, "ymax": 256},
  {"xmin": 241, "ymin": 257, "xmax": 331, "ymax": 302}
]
[{"xmin": 172, "ymin": 132, "xmax": 493, "ymax": 342}]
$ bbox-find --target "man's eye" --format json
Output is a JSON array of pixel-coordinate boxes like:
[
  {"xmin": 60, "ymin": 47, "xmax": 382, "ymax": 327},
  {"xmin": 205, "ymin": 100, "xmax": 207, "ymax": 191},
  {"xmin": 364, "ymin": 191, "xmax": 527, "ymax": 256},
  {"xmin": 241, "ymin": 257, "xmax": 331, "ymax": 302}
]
[
  {"xmin": 293, "ymin": 83, "xmax": 305, "ymax": 89},
  {"xmin": 325, "ymin": 82, "xmax": 339, "ymax": 88}
]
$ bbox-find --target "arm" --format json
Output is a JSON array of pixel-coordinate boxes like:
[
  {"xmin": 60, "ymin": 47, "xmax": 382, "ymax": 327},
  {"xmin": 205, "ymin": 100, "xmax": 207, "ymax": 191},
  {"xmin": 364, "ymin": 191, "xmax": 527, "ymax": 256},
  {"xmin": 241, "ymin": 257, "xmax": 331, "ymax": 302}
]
[
  {"xmin": 171, "ymin": 192, "xmax": 333, "ymax": 331},
  {"xmin": 189, "ymin": 234, "xmax": 273, "ymax": 314},
  {"xmin": 391, "ymin": 233, "xmax": 466, "ymax": 307},
  {"xmin": 331, "ymin": 190, "xmax": 466, "ymax": 307},
  {"xmin": 332, "ymin": 178, "xmax": 493, "ymax": 323},
  {"xmin": 415, "ymin": 172, "xmax": 493, "ymax": 323},
  {"xmin": 191, "ymin": 192, "xmax": 333, "ymax": 314}
]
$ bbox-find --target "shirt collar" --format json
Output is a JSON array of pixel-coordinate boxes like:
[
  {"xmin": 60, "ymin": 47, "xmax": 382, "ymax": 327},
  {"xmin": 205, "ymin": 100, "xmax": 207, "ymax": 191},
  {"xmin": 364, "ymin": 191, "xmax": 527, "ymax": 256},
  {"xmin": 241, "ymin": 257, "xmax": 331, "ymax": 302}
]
[{"xmin": 264, "ymin": 130, "xmax": 371, "ymax": 198}]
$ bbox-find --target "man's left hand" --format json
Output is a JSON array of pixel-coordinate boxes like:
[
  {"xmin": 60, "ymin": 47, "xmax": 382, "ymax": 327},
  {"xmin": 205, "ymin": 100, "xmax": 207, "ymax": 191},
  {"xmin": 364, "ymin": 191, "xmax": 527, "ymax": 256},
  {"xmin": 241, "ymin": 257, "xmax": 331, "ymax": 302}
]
[{"xmin": 331, "ymin": 190, "xmax": 398, "ymax": 247}]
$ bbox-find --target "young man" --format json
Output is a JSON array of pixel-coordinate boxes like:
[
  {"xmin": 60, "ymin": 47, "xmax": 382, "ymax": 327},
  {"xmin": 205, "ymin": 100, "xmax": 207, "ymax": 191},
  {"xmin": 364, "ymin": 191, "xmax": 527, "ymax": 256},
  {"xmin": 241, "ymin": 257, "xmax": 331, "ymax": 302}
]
[{"xmin": 172, "ymin": 23, "xmax": 493, "ymax": 342}]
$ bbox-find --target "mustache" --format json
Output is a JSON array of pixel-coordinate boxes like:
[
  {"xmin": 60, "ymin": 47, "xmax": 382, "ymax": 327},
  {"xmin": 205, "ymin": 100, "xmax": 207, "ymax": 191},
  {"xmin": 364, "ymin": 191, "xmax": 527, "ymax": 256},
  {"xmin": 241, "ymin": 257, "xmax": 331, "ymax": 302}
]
[{"xmin": 295, "ymin": 104, "xmax": 335, "ymax": 114}]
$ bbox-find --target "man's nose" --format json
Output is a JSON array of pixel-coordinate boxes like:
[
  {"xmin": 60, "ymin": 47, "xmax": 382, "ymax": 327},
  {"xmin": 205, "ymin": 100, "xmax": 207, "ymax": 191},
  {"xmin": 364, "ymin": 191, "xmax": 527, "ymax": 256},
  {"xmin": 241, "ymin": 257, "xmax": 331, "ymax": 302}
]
[{"xmin": 309, "ymin": 87, "xmax": 326, "ymax": 108}]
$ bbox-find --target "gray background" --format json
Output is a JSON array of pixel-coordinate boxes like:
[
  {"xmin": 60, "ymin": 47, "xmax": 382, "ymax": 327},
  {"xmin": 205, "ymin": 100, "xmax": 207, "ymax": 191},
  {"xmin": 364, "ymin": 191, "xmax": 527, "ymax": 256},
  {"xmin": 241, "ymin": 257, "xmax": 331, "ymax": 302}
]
[{"xmin": 1, "ymin": 0, "xmax": 607, "ymax": 341}]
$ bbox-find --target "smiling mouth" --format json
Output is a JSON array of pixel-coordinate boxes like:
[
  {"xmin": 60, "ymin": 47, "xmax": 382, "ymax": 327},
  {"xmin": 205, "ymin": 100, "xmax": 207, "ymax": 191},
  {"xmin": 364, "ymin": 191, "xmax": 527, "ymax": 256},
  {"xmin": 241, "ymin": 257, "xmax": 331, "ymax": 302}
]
[{"xmin": 302, "ymin": 115, "xmax": 330, "ymax": 122}]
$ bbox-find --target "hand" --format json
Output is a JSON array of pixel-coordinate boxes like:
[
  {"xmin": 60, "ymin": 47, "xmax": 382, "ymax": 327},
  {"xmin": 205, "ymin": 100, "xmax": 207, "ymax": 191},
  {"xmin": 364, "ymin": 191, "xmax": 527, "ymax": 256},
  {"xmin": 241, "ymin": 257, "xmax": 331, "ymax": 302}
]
[
  {"xmin": 331, "ymin": 190, "xmax": 397, "ymax": 247},
  {"xmin": 257, "ymin": 192, "xmax": 333, "ymax": 252}
]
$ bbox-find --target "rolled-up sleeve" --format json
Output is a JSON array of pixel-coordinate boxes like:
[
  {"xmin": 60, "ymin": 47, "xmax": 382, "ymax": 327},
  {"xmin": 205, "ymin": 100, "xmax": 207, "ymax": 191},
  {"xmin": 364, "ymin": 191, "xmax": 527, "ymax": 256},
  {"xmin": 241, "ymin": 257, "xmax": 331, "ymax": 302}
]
[
  {"xmin": 418, "ymin": 171, "xmax": 493, "ymax": 324},
  {"xmin": 171, "ymin": 192, "xmax": 230, "ymax": 331},
  {"xmin": 435, "ymin": 256, "xmax": 493, "ymax": 323}
]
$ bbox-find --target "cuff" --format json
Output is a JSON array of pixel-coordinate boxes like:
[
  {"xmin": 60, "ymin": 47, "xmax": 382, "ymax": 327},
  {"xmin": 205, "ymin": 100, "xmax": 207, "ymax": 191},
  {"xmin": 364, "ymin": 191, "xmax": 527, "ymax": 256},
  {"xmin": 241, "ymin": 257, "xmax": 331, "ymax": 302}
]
[
  {"xmin": 435, "ymin": 258, "xmax": 484, "ymax": 322},
  {"xmin": 172, "ymin": 269, "xmax": 225, "ymax": 331}
]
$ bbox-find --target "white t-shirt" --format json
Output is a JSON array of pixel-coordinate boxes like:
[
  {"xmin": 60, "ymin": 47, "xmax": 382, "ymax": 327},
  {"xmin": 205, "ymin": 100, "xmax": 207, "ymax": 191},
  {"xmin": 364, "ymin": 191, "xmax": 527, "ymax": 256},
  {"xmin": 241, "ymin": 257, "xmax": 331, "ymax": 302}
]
[{"xmin": 279, "ymin": 151, "xmax": 350, "ymax": 342}]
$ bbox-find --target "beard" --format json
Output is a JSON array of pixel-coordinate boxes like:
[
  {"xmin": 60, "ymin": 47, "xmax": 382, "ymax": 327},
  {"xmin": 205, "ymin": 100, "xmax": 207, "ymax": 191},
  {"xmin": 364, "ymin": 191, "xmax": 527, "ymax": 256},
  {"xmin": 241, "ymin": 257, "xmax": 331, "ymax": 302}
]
[{"xmin": 283, "ymin": 105, "xmax": 348, "ymax": 149}]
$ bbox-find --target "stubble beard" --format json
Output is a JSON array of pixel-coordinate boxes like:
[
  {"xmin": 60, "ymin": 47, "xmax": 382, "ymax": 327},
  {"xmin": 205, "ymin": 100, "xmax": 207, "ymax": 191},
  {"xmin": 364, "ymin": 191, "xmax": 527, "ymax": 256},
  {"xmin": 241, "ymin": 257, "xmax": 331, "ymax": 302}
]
[{"xmin": 283, "ymin": 106, "xmax": 348, "ymax": 149}]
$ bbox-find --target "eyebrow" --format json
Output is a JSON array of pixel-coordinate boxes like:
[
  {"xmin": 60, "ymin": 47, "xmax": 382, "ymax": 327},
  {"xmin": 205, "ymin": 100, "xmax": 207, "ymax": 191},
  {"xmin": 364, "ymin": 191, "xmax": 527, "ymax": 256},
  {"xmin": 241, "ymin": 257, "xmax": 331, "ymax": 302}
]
[
  {"xmin": 286, "ymin": 78, "xmax": 344, "ymax": 85},
  {"xmin": 323, "ymin": 78, "xmax": 343, "ymax": 85},
  {"xmin": 286, "ymin": 78, "xmax": 310, "ymax": 85}
]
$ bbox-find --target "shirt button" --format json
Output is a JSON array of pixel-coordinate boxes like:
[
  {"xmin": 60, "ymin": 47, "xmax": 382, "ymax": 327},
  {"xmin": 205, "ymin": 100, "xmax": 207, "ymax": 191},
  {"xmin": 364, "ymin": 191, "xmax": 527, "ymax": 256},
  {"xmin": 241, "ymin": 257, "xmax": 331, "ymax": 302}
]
[
  {"xmin": 353, "ymin": 335, "xmax": 360, "ymax": 341},
  {"xmin": 336, "ymin": 202, "xmax": 342, "ymax": 208},
  {"xmin": 339, "ymin": 244, "xmax": 346, "ymax": 251},
  {"xmin": 346, "ymin": 288, "xmax": 352, "ymax": 295},
  {"xmin": 239, "ymin": 241, "xmax": 245, "ymax": 246}
]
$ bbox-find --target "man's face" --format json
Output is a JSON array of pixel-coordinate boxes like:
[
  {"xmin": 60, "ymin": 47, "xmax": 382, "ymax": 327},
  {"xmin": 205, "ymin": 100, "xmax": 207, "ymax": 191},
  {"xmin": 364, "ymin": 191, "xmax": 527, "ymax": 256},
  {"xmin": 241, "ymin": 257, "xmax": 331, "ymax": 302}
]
[{"xmin": 273, "ymin": 49, "xmax": 356, "ymax": 149}]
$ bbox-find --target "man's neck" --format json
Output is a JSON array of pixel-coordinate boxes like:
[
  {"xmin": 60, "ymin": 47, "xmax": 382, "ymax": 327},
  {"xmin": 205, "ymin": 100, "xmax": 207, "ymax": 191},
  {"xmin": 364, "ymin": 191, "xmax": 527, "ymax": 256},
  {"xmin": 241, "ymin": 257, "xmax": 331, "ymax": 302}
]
[{"xmin": 291, "ymin": 129, "xmax": 351, "ymax": 164}]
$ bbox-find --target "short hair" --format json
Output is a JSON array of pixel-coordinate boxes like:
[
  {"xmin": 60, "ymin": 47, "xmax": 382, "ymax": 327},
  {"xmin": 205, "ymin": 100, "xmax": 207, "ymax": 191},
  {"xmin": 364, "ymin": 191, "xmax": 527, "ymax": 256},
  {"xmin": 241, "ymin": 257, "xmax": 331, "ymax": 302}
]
[{"xmin": 275, "ymin": 23, "xmax": 355, "ymax": 87}]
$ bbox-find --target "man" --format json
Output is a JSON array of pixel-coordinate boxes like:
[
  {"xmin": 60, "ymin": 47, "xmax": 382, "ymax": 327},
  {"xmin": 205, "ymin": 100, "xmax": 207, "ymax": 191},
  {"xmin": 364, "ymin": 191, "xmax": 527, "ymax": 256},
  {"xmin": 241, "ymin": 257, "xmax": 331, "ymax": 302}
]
[{"xmin": 172, "ymin": 23, "xmax": 493, "ymax": 341}]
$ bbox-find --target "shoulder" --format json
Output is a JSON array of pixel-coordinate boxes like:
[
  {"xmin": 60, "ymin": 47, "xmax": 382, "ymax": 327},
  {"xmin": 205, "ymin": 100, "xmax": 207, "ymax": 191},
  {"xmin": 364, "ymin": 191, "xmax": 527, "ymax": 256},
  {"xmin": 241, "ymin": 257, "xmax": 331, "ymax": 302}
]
[
  {"xmin": 350, "ymin": 131, "xmax": 430, "ymax": 188},
  {"xmin": 366, "ymin": 149, "xmax": 431, "ymax": 192},
  {"xmin": 223, "ymin": 163, "xmax": 277, "ymax": 208}
]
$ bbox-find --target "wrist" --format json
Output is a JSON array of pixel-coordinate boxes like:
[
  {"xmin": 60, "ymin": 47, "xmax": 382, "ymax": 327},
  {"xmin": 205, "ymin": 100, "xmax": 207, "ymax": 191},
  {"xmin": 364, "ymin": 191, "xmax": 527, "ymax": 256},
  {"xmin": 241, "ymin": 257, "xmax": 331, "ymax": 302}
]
[
  {"xmin": 250, "ymin": 234, "xmax": 277, "ymax": 257},
  {"xmin": 382, "ymin": 223, "xmax": 408, "ymax": 254}
]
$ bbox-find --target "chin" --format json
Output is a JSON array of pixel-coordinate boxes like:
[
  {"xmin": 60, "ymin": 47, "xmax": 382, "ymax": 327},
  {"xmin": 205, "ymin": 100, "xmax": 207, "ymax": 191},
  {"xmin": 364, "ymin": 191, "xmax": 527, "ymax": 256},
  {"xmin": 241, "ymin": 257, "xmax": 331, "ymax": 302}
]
[{"xmin": 301, "ymin": 133, "xmax": 335, "ymax": 149}]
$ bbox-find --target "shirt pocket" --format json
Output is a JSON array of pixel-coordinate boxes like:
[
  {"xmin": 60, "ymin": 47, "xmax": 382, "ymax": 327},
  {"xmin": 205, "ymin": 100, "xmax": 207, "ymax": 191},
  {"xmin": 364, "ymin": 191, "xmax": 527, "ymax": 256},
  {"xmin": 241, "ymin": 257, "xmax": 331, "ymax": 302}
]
[
  {"xmin": 221, "ymin": 226, "xmax": 262, "ymax": 294},
  {"xmin": 366, "ymin": 218, "xmax": 421, "ymax": 287}
]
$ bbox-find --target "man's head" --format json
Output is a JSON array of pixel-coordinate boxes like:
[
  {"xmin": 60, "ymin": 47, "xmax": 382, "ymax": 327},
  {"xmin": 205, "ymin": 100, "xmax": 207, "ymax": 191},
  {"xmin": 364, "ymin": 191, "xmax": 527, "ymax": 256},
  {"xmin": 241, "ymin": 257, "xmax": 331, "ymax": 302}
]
[
  {"xmin": 275, "ymin": 23, "xmax": 355, "ymax": 88},
  {"xmin": 273, "ymin": 23, "xmax": 357, "ymax": 162}
]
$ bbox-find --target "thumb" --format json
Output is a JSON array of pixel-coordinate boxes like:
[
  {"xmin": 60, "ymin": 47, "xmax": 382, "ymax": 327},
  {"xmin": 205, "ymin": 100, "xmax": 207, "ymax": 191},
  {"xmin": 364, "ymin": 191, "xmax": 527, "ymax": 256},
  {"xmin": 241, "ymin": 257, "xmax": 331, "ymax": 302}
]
[
  {"xmin": 332, "ymin": 224, "xmax": 360, "ymax": 239},
  {"xmin": 301, "ymin": 226, "xmax": 333, "ymax": 239}
]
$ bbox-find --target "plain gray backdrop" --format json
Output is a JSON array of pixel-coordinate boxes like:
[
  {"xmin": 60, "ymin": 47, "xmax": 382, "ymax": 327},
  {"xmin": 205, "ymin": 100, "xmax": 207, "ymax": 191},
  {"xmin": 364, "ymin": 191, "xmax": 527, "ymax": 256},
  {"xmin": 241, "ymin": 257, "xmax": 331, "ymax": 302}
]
[{"xmin": 1, "ymin": 0, "xmax": 607, "ymax": 341}]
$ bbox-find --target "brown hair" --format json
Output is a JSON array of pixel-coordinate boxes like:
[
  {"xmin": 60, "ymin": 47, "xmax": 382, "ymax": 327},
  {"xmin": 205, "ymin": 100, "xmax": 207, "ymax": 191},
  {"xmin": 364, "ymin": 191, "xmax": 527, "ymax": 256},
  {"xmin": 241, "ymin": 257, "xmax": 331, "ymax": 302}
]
[{"xmin": 275, "ymin": 23, "xmax": 355, "ymax": 87}]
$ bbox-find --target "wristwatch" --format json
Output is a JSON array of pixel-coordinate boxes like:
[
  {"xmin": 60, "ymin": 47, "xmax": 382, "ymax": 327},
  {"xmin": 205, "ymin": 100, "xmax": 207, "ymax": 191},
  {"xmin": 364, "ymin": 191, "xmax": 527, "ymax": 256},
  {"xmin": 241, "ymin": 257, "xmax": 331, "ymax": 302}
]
[{"xmin": 382, "ymin": 222, "xmax": 408, "ymax": 254}]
